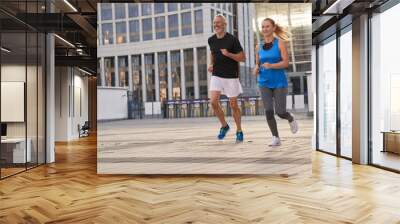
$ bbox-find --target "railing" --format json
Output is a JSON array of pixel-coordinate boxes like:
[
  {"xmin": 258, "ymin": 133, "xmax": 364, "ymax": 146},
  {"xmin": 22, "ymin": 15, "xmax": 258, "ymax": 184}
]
[{"xmin": 128, "ymin": 94, "xmax": 309, "ymax": 119}]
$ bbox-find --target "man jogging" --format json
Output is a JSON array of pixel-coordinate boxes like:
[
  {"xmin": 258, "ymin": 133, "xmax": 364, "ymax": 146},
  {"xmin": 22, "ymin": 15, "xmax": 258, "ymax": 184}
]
[{"xmin": 208, "ymin": 14, "xmax": 246, "ymax": 143}]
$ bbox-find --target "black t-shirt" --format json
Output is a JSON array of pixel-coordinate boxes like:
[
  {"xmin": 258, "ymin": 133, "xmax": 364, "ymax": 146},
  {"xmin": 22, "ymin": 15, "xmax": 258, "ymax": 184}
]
[{"xmin": 208, "ymin": 32, "xmax": 243, "ymax": 79}]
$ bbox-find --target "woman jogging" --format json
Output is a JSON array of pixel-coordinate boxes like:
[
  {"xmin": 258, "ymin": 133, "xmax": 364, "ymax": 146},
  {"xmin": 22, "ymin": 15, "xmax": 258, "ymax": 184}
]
[{"xmin": 253, "ymin": 18, "xmax": 298, "ymax": 146}]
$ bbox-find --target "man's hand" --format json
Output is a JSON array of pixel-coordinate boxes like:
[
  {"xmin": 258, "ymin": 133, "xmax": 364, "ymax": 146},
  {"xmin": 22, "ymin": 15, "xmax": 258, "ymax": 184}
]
[
  {"xmin": 262, "ymin": 62, "xmax": 272, "ymax": 69},
  {"xmin": 220, "ymin": 49, "xmax": 230, "ymax": 57},
  {"xmin": 208, "ymin": 64, "xmax": 213, "ymax": 73},
  {"xmin": 252, "ymin": 65, "xmax": 259, "ymax": 76}
]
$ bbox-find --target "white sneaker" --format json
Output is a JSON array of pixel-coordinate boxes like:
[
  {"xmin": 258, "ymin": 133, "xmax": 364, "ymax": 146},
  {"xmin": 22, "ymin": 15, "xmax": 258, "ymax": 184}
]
[
  {"xmin": 289, "ymin": 114, "xmax": 298, "ymax": 134},
  {"xmin": 269, "ymin": 136, "xmax": 281, "ymax": 146}
]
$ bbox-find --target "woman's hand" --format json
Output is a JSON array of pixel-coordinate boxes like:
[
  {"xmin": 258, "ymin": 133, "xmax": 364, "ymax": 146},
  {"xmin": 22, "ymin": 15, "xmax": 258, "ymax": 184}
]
[
  {"xmin": 208, "ymin": 64, "xmax": 213, "ymax": 73},
  {"xmin": 261, "ymin": 62, "xmax": 273, "ymax": 69},
  {"xmin": 252, "ymin": 65, "xmax": 260, "ymax": 76}
]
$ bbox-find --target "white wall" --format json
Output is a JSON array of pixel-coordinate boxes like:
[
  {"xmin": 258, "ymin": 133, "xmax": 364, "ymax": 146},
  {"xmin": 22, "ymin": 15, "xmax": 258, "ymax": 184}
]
[
  {"xmin": 55, "ymin": 67, "xmax": 90, "ymax": 141},
  {"xmin": 97, "ymin": 87, "xmax": 128, "ymax": 120}
]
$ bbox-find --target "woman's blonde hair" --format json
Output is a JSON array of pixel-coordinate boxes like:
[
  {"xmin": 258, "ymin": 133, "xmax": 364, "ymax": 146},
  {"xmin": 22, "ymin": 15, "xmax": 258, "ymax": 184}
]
[{"xmin": 263, "ymin": 18, "xmax": 291, "ymax": 41}]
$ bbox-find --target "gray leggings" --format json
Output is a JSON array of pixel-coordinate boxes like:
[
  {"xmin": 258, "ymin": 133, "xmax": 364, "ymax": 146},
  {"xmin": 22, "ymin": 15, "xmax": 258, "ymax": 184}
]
[{"xmin": 259, "ymin": 87, "xmax": 293, "ymax": 137}]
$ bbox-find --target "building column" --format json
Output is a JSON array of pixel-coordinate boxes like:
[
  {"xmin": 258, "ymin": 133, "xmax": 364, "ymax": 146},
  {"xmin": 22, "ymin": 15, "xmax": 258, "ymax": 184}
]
[
  {"xmin": 128, "ymin": 55, "xmax": 133, "ymax": 91},
  {"xmin": 193, "ymin": 47, "xmax": 200, "ymax": 99},
  {"xmin": 154, "ymin": 52, "xmax": 160, "ymax": 102},
  {"xmin": 125, "ymin": 3, "xmax": 130, "ymax": 43},
  {"xmin": 100, "ymin": 57, "xmax": 105, "ymax": 86},
  {"xmin": 180, "ymin": 49, "xmax": 186, "ymax": 99},
  {"xmin": 167, "ymin": 51, "xmax": 172, "ymax": 100},
  {"xmin": 206, "ymin": 47, "xmax": 212, "ymax": 99},
  {"xmin": 352, "ymin": 14, "xmax": 369, "ymax": 165},
  {"xmin": 114, "ymin": 56, "xmax": 119, "ymax": 87},
  {"xmin": 46, "ymin": 32, "xmax": 55, "ymax": 163},
  {"xmin": 141, "ymin": 54, "xmax": 147, "ymax": 102}
]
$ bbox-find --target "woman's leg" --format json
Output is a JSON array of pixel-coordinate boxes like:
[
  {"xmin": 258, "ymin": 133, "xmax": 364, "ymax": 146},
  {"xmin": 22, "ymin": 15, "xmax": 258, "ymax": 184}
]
[
  {"xmin": 260, "ymin": 87, "xmax": 279, "ymax": 137},
  {"xmin": 273, "ymin": 88, "xmax": 293, "ymax": 122}
]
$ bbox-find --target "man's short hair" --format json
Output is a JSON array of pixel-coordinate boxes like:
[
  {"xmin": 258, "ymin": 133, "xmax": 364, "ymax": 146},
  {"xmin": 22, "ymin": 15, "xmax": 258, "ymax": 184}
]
[{"xmin": 213, "ymin": 14, "xmax": 227, "ymax": 25}]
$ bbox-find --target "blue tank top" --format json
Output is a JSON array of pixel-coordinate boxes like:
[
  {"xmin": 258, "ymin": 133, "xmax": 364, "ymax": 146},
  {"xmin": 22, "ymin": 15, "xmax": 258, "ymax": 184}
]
[{"xmin": 258, "ymin": 38, "xmax": 288, "ymax": 88}]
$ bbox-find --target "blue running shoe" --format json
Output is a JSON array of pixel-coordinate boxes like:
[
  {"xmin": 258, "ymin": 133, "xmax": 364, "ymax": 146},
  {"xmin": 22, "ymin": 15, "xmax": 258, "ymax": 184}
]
[
  {"xmin": 236, "ymin": 131, "xmax": 244, "ymax": 143},
  {"xmin": 218, "ymin": 124, "xmax": 230, "ymax": 140}
]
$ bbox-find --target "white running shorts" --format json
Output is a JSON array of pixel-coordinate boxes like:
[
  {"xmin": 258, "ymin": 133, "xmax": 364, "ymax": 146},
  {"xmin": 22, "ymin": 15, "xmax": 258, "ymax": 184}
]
[{"xmin": 209, "ymin": 75, "xmax": 243, "ymax": 98}]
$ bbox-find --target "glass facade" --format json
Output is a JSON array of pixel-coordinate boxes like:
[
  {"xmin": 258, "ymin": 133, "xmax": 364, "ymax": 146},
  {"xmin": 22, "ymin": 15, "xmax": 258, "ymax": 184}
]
[
  {"xmin": 181, "ymin": 12, "xmax": 192, "ymax": 36},
  {"xmin": 154, "ymin": 3, "xmax": 165, "ymax": 14},
  {"xmin": 317, "ymin": 35, "xmax": 337, "ymax": 154},
  {"xmin": 144, "ymin": 54, "xmax": 155, "ymax": 102},
  {"xmin": 194, "ymin": 10, "xmax": 203, "ymax": 34},
  {"xmin": 118, "ymin": 56, "xmax": 129, "ymax": 87},
  {"xmin": 102, "ymin": 23, "xmax": 114, "ymax": 45},
  {"xmin": 128, "ymin": 3, "xmax": 139, "ymax": 17},
  {"xmin": 181, "ymin": 3, "xmax": 191, "ymax": 10},
  {"xmin": 184, "ymin": 49, "xmax": 194, "ymax": 99},
  {"xmin": 129, "ymin": 20, "xmax": 140, "ymax": 42},
  {"xmin": 168, "ymin": 14, "xmax": 179, "ymax": 38},
  {"xmin": 155, "ymin": 16, "xmax": 166, "ymax": 39},
  {"xmin": 371, "ymin": 3, "xmax": 400, "ymax": 171},
  {"xmin": 340, "ymin": 27, "xmax": 352, "ymax": 158},
  {"xmin": 131, "ymin": 55, "xmax": 142, "ymax": 102},
  {"xmin": 104, "ymin": 57, "xmax": 115, "ymax": 87},
  {"xmin": 158, "ymin": 52, "xmax": 168, "ymax": 102},
  {"xmin": 168, "ymin": 3, "xmax": 178, "ymax": 12},
  {"xmin": 142, "ymin": 18, "xmax": 153, "ymax": 41},
  {"xmin": 114, "ymin": 3, "xmax": 126, "ymax": 19},
  {"xmin": 142, "ymin": 3, "xmax": 152, "ymax": 16},
  {"xmin": 197, "ymin": 47, "xmax": 208, "ymax": 99},
  {"xmin": 170, "ymin": 51, "xmax": 181, "ymax": 99},
  {"xmin": 116, "ymin": 21, "xmax": 127, "ymax": 44},
  {"xmin": 0, "ymin": 5, "xmax": 46, "ymax": 179},
  {"xmin": 101, "ymin": 3, "xmax": 112, "ymax": 20}
]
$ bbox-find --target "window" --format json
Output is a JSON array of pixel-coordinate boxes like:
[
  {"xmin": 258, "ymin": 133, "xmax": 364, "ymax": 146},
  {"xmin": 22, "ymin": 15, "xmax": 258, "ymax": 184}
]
[
  {"xmin": 197, "ymin": 47, "xmax": 207, "ymax": 99},
  {"xmin": 181, "ymin": 3, "xmax": 191, "ymax": 10},
  {"xmin": 194, "ymin": 3, "xmax": 202, "ymax": 7},
  {"xmin": 118, "ymin": 56, "xmax": 129, "ymax": 87},
  {"xmin": 229, "ymin": 15, "xmax": 233, "ymax": 33},
  {"xmin": 116, "ymin": 21, "xmax": 127, "ymax": 44},
  {"xmin": 144, "ymin": 54, "xmax": 155, "ymax": 102},
  {"xmin": 168, "ymin": 3, "xmax": 178, "ymax": 12},
  {"xmin": 131, "ymin": 55, "xmax": 142, "ymax": 102},
  {"xmin": 104, "ymin": 57, "xmax": 115, "ymax": 87},
  {"xmin": 102, "ymin": 23, "xmax": 113, "ymax": 45},
  {"xmin": 141, "ymin": 3, "xmax": 152, "ymax": 16},
  {"xmin": 97, "ymin": 58, "xmax": 102, "ymax": 86},
  {"xmin": 101, "ymin": 3, "xmax": 112, "ymax": 20},
  {"xmin": 128, "ymin": 3, "xmax": 139, "ymax": 17},
  {"xmin": 154, "ymin": 3, "xmax": 164, "ymax": 14},
  {"xmin": 228, "ymin": 3, "xmax": 232, "ymax": 12},
  {"xmin": 142, "ymin": 18, "xmax": 152, "ymax": 41},
  {"xmin": 155, "ymin": 16, "xmax": 166, "ymax": 39},
  {"xmin": 340, "ymin": 28, "xmax": 352, "ymax": 158},
  {"xmin": 317, "ymin": 36, "xmax": 337, "ymax": 154},
  {"xmin": 211, "ymin": 9, "xmax": 215, "ymax": 32},
  {"xmin": 371, "ymin": 4, "xmax": 400, "ymax": 171},
  {"xmin": 158, "ymin": 52, "xmax": 168, "ymax": 102},
  {"xmin": 114, "ymin": 3, "xmax": 126, "ymax": 19},
  {"xmin": 168, "ymin": 14, "xmax": 179, "ymax": 38},
  {"xmin": 171, "ymin": 51, "xmax": 181, "ymax": 99},
  {"xmin": 194, "ymin": 10, "xmax": 203, "ymax": 34},
  {"xmin": 222, "ymin": 3, "xmax": 226, "ymax": 11},
  {"xmin": 181, "ymin": 12, "xmax": 192, "ymax": 36},
  {"xmin": 184, "ymin": 49, "xmax": 194, "ymax": 99},
  {"xmin": 129, "ymin": 20, "xmax": 140, "ymax": 42}
]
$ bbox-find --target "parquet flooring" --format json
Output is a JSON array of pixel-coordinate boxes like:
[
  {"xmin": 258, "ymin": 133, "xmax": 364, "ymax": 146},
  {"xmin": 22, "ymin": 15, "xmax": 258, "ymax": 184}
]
[{"xmin": 1, "ymin": 121, "xmax": 400, "ymax": 223}]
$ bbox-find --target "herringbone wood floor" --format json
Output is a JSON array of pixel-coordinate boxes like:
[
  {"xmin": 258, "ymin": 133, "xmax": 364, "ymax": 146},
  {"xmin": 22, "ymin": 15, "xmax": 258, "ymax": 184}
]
[{"xmin": 1, "ymin": 134, "xmax": 400, "ymax": 223}]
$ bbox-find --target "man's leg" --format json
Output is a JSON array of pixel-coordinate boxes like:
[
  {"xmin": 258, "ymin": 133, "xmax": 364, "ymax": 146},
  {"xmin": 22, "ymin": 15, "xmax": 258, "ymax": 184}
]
[
  {"xmin": 229, "ymin": 97, "xmax": 241, "ymax": 131},
  {"xmin": 210, "ymin": 91, "xmax": 227, "ymax": 127}
]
